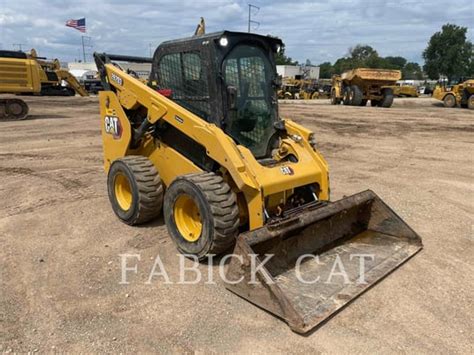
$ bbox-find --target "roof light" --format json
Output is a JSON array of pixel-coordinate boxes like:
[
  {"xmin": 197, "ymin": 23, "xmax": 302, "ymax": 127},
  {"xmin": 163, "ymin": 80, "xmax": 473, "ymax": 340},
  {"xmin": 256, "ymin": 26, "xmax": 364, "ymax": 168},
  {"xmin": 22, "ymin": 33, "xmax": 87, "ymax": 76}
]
[
  {"xmin": 275, "ymin": 44, "xmax": 281, "ymax": 53},
  {"xmin": 219, "ymin": 37, "xmax": 229, "ymax": 47}
]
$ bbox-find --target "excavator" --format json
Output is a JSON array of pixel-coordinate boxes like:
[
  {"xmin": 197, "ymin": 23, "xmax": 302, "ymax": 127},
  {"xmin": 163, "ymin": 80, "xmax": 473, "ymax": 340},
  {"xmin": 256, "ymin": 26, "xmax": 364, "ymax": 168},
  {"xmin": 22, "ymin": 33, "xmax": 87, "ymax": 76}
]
[
  {"xmin": 94, "ymin": 26, "xmax": 422, "ymax": 333},
  {"xmin": 0, "ymin": 49, "xmax": 41, "ymax": 120},
  {"xmin": 28, "ymin": 49, "xmax": 89, "ymax": 97},
  {"xmin": 0, "ymin": 49, "xmax": 88, "ymax": 120}
]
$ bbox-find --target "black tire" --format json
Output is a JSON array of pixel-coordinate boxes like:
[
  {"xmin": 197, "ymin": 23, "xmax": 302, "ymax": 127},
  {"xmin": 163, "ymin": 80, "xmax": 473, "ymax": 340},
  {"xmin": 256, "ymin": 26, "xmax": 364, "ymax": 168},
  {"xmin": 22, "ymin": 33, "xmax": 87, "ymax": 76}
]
[
  {"xmin": 330, "ymin": 89, "xmax": 340, "ymax": 105},
  {"xmin": 468, "ymin": 94, "xmax": 474, "ymax": 110},
  {"xmin": 460, "ymin": 89, "xmax": 468, "ymax": 108},
  {"xmin": 443, "ymin": 94, "xmax": 456, "ymax": 108},
  {"xmin": 164, "ymin": 172, "xmax": 239, "ymax": 260},
  {"xmin": 370, "ymin": 100, "xmax": 380, "ymax": 107},
  {"xmin": 380, "ymin": 88, "xmax": 394, "ymax": 108},
  {"xmin": 66, "ymin": 87, "xmax": 76, "ymax": 96},
  {"xmin": 108, "ymin": 156, "xmax": 163, "ymax": 225},
  {"xmin": 360, "ymin": 99, "xmax": 368, "ymax": 106},
  {"xmin": 342, "ymin": 86, "xmax": 351, "ymax": 105},
  {"xmin": 2, "ymin": 99, "xmax": 29, "ymax": 120},
  {"xmin": 350, "ymin": 85, "xmax": 363, "ymax": 106}
]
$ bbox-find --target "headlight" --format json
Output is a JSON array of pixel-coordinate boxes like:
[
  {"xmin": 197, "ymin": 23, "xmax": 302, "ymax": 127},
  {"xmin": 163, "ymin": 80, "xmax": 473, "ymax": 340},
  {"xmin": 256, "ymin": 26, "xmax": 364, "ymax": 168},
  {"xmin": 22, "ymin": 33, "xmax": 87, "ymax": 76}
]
[
  {"xmin": 290, "ymin": 134, "xmax": 302, "ymax": 143},
  {"xmin": 219, "ymin": 37, "xmax": 229, "ymax": 47}
]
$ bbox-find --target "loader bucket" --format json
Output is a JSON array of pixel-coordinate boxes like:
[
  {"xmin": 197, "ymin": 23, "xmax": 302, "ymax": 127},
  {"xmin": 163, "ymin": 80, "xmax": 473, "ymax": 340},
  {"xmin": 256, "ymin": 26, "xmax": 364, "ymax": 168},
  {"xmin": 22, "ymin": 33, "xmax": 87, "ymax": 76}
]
[{"xmin": 225, "ymin": 190, "xmax": 422, "ymax": 333}]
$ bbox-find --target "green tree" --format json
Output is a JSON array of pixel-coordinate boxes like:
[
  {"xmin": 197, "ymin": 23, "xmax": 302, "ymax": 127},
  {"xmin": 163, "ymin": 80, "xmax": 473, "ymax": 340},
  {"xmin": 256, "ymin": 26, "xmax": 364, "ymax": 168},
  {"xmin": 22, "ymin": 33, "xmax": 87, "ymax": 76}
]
[
  {"xmin": 275, "ymin": 43, "xmax": 299, "ymax": 65},
  {"xmin": 333, "ymin": 57, "xmax": 355, "ymax": 74},
  {"xmin": 321, "ymin": 44, "xmax": 427, "ymax": 80},
  {"xmin": 403, "ymin": 62, "xmax": 424, "ymax": 80},
  {"xmin": 318, "ymin": 62, "xmax": 334, "ymax": 79},
  {"xmin": 384, "ymin": 56, "xmax": 407, "ymax": 69},
  {"xmin": 349, "ymin": 44, "xmax": 378, "ymax": 62},
  {"xmin": 331, "ymin": 44, "xmax": 383, "ymax": 73},
  {"xmin": 422, "ymin": 23, "xmax": 473, "ymax": 82}
]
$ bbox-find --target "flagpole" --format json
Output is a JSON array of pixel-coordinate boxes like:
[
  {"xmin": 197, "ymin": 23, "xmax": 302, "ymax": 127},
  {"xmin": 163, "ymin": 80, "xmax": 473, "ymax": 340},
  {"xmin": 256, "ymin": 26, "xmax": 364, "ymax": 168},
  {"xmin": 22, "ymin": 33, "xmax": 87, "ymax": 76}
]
[{"xmin": 81, "ymin": 36, "xmax": 86, "ymax": 62}]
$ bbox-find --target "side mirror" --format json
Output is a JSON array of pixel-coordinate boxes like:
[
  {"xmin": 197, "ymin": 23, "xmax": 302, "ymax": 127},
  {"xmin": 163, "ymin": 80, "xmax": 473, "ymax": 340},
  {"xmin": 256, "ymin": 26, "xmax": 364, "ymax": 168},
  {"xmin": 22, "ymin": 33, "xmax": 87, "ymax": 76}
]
[{"xmin": 227, "ymin": 85, "xmax": 237, "ymax": 110}]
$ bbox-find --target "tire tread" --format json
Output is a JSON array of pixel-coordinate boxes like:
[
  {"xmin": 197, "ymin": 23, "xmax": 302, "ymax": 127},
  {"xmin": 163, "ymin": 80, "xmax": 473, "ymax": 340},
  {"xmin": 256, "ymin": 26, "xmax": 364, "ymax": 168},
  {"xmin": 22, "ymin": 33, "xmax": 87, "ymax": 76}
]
[{"xmin": 115, "ymin": 156, "xmax": 163, "ymax": 225}]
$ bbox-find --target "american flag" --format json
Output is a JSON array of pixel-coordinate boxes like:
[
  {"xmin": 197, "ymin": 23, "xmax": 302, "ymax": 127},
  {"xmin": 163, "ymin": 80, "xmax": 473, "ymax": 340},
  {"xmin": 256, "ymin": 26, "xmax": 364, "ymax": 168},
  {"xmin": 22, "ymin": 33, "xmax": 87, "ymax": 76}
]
[{"xmin": 66, "ymin": 18, "xmax": 86, "ymax": 33}]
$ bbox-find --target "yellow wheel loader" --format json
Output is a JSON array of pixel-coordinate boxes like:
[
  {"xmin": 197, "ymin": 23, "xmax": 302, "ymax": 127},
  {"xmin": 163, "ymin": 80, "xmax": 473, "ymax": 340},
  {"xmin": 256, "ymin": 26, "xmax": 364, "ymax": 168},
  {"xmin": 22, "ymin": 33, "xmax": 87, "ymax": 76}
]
[
  {"xmin": 432, "ymin": 79, "xmax": 474, "ymax": 109},
  {"xmin": 94, "ymin": 31, "xmax": 422, "ymax": 333},
  {"xmin": 0, "ymin": 50, "xmax": 42, "ymax": 120}
]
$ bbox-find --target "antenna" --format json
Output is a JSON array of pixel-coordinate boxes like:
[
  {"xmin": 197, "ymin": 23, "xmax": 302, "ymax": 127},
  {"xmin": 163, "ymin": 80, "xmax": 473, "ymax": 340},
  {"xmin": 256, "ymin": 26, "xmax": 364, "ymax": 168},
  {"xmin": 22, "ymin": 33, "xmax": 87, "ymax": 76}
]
[{"xmin": 247, "ymin": 4, "xmax": 260, "ymax": 33}]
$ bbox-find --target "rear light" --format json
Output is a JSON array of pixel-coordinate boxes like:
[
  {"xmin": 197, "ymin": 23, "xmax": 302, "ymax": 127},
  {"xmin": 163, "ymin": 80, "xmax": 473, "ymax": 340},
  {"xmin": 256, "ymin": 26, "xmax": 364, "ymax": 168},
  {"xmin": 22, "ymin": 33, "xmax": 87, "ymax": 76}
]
[{"xmin": 157, "ymin": 89, "xmax": 173, "ymax": 98}]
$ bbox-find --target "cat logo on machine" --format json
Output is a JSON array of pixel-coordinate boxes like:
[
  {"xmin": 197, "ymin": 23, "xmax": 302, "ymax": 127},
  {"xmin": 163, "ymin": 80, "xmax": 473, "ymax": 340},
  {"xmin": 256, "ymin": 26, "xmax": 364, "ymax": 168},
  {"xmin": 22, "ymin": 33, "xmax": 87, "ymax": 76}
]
[
  {"xmin": 280, "ymin": 166, "xmax": 294, "ymax": 175},
  {"xmin": 104, "ymin": 116, "xmax": 122, "ymax": 139}
]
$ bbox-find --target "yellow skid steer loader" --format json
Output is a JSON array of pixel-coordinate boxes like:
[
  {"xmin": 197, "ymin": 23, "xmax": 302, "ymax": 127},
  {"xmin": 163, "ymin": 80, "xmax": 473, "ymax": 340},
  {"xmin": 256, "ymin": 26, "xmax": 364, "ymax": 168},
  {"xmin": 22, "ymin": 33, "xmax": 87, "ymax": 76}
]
[{"xmin": 94, "ymin": 31, "xmax": 422, "ymax": 333}]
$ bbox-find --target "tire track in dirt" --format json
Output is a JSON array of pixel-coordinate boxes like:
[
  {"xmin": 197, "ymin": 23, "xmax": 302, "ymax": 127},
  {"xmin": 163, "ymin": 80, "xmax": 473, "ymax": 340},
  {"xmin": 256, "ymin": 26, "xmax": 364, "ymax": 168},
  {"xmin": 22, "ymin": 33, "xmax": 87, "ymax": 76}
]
[{"xmin": 0, "ymin": 166, "xmax": 103, "ymax": 218}]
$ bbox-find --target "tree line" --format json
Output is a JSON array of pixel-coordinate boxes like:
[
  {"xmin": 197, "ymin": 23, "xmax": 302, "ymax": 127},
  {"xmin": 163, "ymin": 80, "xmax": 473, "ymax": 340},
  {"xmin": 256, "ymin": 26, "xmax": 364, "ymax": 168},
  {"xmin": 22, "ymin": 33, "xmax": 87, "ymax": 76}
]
[{"xmin": 276, "ymin": 23, "xmax": 473, "ymax": 82}]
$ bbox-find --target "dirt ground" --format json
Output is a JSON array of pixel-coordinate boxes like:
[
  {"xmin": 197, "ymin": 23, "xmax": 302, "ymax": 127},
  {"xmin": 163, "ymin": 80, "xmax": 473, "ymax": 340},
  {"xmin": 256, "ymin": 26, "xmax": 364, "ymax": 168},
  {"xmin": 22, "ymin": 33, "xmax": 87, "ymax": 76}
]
[{"xmin": 1, "ymin": 96, "xmax": 473, "ymax": 353}]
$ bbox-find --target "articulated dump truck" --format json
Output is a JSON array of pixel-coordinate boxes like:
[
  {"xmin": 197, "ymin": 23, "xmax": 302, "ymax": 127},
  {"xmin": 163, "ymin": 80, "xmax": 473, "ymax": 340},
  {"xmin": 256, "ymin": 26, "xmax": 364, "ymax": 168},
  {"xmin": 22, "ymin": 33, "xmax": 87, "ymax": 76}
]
[
  {"xmin": 331, "ymin": 68, "xmax": 402, "ymax": 108},
  {"xmin": 94, "ymin": 31, "xmax": 422, "ymax": 333}
]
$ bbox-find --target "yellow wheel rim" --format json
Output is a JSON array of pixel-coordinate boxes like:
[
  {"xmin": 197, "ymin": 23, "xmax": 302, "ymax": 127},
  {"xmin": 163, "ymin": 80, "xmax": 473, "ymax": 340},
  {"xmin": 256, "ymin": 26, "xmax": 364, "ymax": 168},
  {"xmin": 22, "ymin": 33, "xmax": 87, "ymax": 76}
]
[
  {"xmin": 174, "ymin": 194, "xmax": 202, "ymax": 242},
  {"xmin": 114, "ymin": 174, "xmax": 132, "ymax": 211}
]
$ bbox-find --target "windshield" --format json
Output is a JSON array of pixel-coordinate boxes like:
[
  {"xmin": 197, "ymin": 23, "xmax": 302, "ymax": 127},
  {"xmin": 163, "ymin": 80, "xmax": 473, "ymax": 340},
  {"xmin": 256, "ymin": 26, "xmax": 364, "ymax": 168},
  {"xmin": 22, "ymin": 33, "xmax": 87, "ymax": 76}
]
[{"xmin": 223, "ymin": 44, "xmax": 277, "ymax": 158}]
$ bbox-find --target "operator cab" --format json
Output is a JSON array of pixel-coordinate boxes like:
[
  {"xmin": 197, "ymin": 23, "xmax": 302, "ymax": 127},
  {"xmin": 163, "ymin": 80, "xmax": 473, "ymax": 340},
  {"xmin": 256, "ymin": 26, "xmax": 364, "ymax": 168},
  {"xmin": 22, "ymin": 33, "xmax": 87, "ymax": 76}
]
[{"xmin": 149, "ymin": 31, "xmax": 283, "ymax": 159}]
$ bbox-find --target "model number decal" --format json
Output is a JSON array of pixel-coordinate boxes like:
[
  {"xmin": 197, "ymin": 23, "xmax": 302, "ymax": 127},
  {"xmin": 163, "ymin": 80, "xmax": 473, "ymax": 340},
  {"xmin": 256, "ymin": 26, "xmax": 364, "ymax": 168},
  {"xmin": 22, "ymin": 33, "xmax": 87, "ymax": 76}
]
[
  {"xmin": 280, "ymin": 166, "xmax": 294, "ymax": 175},
  {"xmin": 110, "ymin": 73, "xmax": 123, "ymax": 86},
  {"xmin": 104, "ymin": 116, "xmax": 122, "ymax": 139}
]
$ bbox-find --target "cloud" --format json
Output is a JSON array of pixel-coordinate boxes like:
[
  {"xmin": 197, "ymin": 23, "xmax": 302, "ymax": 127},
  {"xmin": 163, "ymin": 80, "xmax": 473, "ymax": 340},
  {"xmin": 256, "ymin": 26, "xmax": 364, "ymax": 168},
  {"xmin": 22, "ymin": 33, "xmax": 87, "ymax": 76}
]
[{"xmin": 0, "ymin": 0, "xmax": 472, "ymax": 64}]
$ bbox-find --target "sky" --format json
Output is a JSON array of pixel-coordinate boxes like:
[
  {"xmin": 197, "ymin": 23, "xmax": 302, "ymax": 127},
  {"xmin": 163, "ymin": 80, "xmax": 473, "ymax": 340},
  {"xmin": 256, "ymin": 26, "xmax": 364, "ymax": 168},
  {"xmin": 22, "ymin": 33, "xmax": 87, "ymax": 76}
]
[{"xmin": 0, "ymin": 0, "xmax": 472, "ymax": 65}]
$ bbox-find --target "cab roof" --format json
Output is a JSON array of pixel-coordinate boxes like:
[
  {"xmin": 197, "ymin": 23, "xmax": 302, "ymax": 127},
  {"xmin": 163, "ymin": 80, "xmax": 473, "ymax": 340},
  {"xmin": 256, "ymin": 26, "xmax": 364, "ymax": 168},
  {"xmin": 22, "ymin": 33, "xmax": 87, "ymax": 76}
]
[{"xmin": 159, "ymin": 30, "xmax": 282, "ymax": 47}]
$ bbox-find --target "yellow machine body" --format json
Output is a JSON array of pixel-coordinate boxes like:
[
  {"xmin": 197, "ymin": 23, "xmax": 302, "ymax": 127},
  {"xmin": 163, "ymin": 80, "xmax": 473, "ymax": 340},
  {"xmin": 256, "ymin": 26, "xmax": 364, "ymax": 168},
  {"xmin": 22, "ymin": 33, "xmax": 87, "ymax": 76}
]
[
  {"xmin": 99, "ymin": 64, "xmax": 329, "ymax": 229},
  {"xmin": 331, "ymin": 68, "xmax": 401, "ymax": 107},
  {"xmin": 0, "ymin": 52, "xmax": 42, "ymax": 120},
  {"xmin": 31, "ymin": 53, "xmax": 89, "ymax": 97},
  {"xmin": 433, "ymin": 79, "xmax": 474, "ymax": 109},
  {"xmin": 95, "ymin": 31, "xmax": 422, "ymax": 333},
  {"xmin": 391, "ymin": 84, "xmax": 419, "ymax": 97},
  {"xmin": 0, "ymin": 56, "xmax": 41, "ymax": 94}
]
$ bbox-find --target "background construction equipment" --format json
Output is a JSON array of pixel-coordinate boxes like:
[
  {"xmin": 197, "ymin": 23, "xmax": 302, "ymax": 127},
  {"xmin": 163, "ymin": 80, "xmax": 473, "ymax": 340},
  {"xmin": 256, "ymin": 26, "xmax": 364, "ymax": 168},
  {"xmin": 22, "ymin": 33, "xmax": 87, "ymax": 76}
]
[
  {"xmin": 432, "ymin": 79, "xmax": 474, "ymax": 109},
  {"xmin": 0, "ymin": 50, "xmax": 41, "ymax": 120},
  {"xmin": 28, "ymin": 49, "xmax": 89, "ymax": 97},
  {"xmin": 331, "ymin": 68, "xmax": 401, "ymax": 107}
]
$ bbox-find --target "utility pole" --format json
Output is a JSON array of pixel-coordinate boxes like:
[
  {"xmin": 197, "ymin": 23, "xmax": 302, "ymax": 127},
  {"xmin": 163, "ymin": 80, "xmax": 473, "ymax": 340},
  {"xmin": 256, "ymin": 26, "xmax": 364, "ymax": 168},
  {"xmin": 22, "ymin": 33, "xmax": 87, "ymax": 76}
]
[
  {"xmin": 81, "ymin": 36, "xmax": 92, "ymax": 62},
  {"xmin": 247, "ymin": 4, "xmax": 260, "ymax": 33},
  {"xmin": 81, "ymin": 36, "xmax": 86, "ymax": 62},
  {"xmin": 12, "ymin": 43, "xmax": 26, "ymax": 51}
]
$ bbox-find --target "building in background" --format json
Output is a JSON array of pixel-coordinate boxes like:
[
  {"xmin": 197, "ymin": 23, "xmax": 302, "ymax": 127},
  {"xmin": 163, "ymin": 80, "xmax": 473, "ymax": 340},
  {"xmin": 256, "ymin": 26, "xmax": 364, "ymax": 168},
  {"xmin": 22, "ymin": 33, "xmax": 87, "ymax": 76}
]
[
  {"xmin": 277, "ymin": 65, "xmax": 320, "ymax": 80},
  {"xmin": 68, "ymin": 62, "xmax": 151, "ymax": 80}
]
